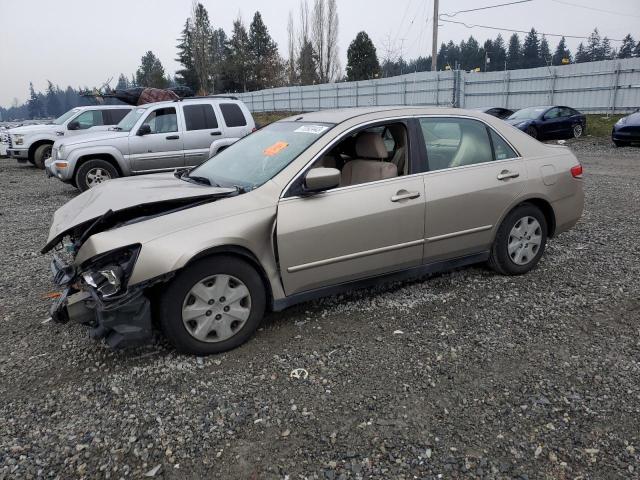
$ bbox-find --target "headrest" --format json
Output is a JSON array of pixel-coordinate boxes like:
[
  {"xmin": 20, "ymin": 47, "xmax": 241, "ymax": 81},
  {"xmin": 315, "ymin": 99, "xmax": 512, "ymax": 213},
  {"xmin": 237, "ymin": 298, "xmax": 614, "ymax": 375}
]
[{"xmin": 355, "ymin": 132, "xmax": 388, "ymax": 159}]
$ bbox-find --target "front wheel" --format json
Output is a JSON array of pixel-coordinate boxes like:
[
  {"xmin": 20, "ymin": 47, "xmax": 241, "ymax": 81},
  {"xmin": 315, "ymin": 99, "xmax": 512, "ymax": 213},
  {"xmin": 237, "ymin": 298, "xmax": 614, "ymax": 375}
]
[
  {"xmin": 75, "ymin": 159, "xmax": 119, "ymax": 191},
  {"xmin": 33, "ymin": 143, "xmax": 52, "ymax": 169},
  {"xmin": 159, "ymin": 256, "xmax": 266, "ymax": 355},
  {"xmin": 489, "ymin": 204, "xmax": 548, "ymax": 275},
  {"xmin": 526, "ymin": 126, "xmax": 538, "ymax": 140}
]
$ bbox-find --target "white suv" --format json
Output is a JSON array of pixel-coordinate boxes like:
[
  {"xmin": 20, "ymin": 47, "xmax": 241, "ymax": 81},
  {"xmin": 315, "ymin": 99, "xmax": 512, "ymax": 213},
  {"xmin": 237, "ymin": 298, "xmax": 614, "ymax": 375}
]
[
  {"xmin": 7, "ymin": 105, "xmax": 133, "ymax": 168},
  {"xmin": 46, "ymin": 96, "xmax": 256, "ymax": 191}
]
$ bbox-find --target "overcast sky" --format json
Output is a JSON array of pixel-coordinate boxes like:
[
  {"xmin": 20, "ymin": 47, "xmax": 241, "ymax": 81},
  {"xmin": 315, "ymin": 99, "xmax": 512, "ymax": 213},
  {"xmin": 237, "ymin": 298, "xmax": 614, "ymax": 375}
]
[{"xmin": 1, "ymin": 0, "xmax": 638, "ymax": 107}]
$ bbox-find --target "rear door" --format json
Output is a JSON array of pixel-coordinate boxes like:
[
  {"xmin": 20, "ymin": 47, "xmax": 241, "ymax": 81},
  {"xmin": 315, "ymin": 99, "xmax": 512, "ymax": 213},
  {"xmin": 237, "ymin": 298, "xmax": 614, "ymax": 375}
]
[
  {"xmin": 129, "ymin": 106, "xmax": 185, "ymax": 172},
  {"xmin": 182, "ymin": 102, "xmax": 223, "ymax": 167},
  {"xmin": 417, "ymin": 117, "xmax": 527, "ymax": 262}
]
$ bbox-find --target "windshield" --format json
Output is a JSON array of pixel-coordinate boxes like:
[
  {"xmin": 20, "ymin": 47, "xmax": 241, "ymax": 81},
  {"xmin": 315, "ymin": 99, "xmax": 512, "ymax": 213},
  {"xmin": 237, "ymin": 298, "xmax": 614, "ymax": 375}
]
[
  {"xmin": 190, "ymin": 121, "xmax": 333, "ymax": 190},
  {"xmin": 53, "ymin": 108, "xmax": 81, "ymax": 125},
  {"xmin": 508, "ymin": 107, "xmax": 546, "ymax": 121},
  {"xmin": 116, "ymin": 107, "xmax": 147, "ymax": 132}
]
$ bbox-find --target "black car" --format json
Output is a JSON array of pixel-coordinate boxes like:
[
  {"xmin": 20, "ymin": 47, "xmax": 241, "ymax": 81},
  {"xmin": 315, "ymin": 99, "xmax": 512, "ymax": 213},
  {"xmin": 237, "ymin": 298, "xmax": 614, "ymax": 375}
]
[
  {"xmin": 474, "ymin": 107, "xmax": 514, "ymax": 119},
  {"xmin": 505, "ymin": 106, "xmax": 587, "ymax": 140},
  {"xmin": 611, "ymin": 109, "xmax": 640, "ymax": 147}
]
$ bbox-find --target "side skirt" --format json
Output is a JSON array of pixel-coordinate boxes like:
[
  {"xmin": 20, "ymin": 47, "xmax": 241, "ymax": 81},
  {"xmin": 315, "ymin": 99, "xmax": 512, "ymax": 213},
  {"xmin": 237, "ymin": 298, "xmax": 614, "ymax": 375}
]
[{"xmin": 272, "ymin": 251, "xmax": 490, "ymax": 312}]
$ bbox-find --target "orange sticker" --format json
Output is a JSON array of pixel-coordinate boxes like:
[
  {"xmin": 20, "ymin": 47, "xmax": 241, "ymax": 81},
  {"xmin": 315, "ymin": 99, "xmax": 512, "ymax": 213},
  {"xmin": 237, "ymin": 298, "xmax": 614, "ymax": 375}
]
[{"xmin": 263, "ymin": 141, "xmax": 289, "ymax": 156}]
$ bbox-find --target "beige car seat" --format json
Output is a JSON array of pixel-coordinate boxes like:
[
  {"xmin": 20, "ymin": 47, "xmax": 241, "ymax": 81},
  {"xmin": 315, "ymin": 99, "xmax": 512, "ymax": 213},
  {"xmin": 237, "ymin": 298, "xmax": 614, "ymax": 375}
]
[{"xmin": 340, "ymin": 133, "xmax": 398, "ymax": 186}]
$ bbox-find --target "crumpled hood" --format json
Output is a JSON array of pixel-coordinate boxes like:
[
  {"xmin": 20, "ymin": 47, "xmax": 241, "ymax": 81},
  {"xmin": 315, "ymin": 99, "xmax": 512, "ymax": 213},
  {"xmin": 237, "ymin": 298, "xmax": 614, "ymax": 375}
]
[
  {"xmin": 9, "ymin": 124, "xmax": 58, "ymax": 135},
  {"xmin": 44, "ymin": 173, "xmax": 237, "ymax": 252},
  {"xmin": 59, "ymin": 130, "xmax": 128, "ymax": 146}
]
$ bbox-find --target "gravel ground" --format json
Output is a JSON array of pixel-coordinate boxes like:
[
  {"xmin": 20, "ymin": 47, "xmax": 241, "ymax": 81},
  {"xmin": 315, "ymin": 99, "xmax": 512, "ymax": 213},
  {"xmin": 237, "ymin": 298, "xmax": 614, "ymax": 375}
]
[{"xmin": 1, "ymin": 140, "xmax": 639, "ymax": 479}]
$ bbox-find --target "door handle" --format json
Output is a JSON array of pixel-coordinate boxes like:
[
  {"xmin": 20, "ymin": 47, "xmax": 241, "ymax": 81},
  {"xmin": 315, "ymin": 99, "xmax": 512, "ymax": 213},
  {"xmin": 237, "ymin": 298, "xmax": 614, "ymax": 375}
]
[
  {"xmin": 391, "ymin": 191, "xmax": 421, "ymax": 202},
  {"xmin": 166, "ymin": 135, "xmax": 180, "ymax": 140},
  {"xmin": 210, "ymin": 131, "xmax": 222, "ymax": 136},
  {"xmin": 497, "ymin": 170, "xmax": 520, "ymax": 181}
]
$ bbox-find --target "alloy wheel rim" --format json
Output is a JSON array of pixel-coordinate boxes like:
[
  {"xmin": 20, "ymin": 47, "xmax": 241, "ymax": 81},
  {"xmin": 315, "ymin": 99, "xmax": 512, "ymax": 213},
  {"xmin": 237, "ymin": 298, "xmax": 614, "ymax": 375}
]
[
  {"xmin": 43, "ymin": 145, "xmax": 52, "ymax": 158},
  {"xmin": 508, "ymin": 216, "xmax": 542, "ymax": 265},
  {"xmin": 86, "ymin": 168, "xmax": 111, "ymax": 188},
  {"xmin": 574, "ymin": 125, "xmax": 583, "ymax": 138},
  {"xmin": 182, "ymin": 274, "xmax": 251, "ymax": 343}
]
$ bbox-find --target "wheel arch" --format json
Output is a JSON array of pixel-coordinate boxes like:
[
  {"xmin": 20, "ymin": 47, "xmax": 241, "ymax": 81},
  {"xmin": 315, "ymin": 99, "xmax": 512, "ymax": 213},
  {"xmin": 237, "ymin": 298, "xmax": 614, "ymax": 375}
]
[
  {"xmin": 499, "ymin": 196, "xmax": 557, "ymax": 238},
  {"xmin": 74, "ymin": 153, "xmax": 123, "ymax": 178},
  {"xmin": 28, "ymin": 139, "xmax": 54, "ymax": 160}
]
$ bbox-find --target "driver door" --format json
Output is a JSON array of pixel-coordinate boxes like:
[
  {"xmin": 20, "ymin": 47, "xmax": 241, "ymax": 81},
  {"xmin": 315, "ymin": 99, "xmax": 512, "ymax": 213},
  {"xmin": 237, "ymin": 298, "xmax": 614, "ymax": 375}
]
[
  {"xmin": 276, "ymin": 121, "xmax": 426, "ymax": 296},
  {"xmin": 129, "ymin": 106, "xmax": 185, "ymax": 171}
]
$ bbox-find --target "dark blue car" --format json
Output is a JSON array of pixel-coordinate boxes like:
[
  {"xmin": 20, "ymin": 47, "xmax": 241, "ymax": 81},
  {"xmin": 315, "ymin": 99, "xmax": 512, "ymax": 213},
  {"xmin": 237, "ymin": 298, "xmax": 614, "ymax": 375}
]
[
  {"xmin": 612, "ymin": 109, "xmax": 640, "ymax": 147},
  {"xmin": 506, "ymin": 106, "xmax": 587, "ymax": 141}
]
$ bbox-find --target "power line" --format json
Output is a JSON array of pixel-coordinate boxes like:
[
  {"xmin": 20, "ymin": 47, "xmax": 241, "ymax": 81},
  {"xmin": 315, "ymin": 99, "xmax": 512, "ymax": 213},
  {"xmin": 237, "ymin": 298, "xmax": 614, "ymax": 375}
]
[
  {"xmin": 439, "ymin": 18, "xmax": 625, "ymax": 42},
  {"xmin": 440, "ymin": 0, "xmax": 533, "ymax": 18},
  {"xmin": 550, "ymin": 0, "xmax": 640, "ymax": 19}
]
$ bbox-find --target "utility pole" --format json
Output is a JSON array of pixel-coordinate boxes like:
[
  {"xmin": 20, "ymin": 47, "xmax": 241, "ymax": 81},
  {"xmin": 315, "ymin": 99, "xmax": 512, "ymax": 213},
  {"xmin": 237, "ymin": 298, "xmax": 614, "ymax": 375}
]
[{"xmin": 431, "ymin": 0, "xmax": 439, "ymax": 71}]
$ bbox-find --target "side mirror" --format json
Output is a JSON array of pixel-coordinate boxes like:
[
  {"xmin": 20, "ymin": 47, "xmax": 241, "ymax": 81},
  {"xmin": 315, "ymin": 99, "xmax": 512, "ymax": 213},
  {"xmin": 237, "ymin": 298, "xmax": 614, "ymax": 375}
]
[
  {"xmin": 137, "ymin": 124, "xmax": 151, "ymax": 136},
  {"xmin": 67, "ymin": 121, "xmax": 80, "ymax": 130},
  {"xmin": 303, "ymin": 167, "xmax": 341, "ymax": 193}
]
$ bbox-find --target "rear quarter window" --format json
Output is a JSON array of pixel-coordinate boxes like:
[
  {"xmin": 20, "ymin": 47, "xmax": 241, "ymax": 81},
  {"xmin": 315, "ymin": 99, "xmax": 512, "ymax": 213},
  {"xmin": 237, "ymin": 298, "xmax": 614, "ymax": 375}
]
[
  {"xmin": 105, "ymin": 109, "xmax": 131, "ymax": 125},
  {"xmin": 220, "ymin": 103, "xmax": 247, "ymax": 127}
]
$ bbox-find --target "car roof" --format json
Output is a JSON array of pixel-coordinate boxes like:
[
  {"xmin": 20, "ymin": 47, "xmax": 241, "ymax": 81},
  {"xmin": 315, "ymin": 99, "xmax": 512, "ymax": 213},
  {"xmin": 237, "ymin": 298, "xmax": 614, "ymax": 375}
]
[
  {"xmin": 279, "ymin": 106, "xmax": 500, "ymax": 124},
  {"xmin": 76, "ymin": 105, "xmax": 134, "ymax": 110},
  {"xmin": 137, "ymin": 97, "xmax": 243, "ymax": 109}
]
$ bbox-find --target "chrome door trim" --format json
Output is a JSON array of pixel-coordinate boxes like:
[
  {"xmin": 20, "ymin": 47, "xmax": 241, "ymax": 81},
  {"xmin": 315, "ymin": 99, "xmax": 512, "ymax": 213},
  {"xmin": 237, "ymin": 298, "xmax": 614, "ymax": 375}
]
[
  {"xmin": 287, "ymin": 238, "xmax": 425, "ymax": 273},
  {"xmin": 426, "ymin": 224, "xmax": 493, "ymax": 243}
]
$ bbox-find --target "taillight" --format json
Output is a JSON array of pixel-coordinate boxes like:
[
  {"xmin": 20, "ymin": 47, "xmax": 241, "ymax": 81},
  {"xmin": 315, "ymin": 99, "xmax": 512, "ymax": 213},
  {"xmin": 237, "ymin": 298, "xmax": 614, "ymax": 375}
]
[{"xmin": 571, "ymin": 164, "xmax": 583, "ymax": 179}]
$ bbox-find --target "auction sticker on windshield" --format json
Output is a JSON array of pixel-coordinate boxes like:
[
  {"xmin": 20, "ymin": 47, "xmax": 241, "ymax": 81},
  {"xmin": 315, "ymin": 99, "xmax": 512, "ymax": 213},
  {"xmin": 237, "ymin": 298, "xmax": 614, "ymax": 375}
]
[
  {"xmin": 294, "ymin": 125, "xmax": 329, "ymax": 134},
  {"xmin": 263, "ymin": 141, "xmax": 289, "ymax": 156}
]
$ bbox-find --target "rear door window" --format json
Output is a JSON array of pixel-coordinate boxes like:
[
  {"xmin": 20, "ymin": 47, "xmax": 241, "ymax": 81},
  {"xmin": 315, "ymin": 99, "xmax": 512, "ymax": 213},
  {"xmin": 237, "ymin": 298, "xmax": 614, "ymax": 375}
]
[
  {"xmin": 220, "ymin": 103, "xmax": 247, "ymax": 127},
  {"xmin": 489, "ymin": 130, "xmax": 518, "ymax": 160},
  {"xmin": 184, "ymin": 104, "xmax": 219, "ymax": 130}
]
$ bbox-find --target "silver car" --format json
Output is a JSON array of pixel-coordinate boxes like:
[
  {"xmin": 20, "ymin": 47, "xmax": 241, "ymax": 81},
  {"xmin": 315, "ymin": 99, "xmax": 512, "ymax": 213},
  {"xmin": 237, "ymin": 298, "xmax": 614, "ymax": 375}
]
[{"xmin": 43, "ymin": 107, "xmax": 584, "ymax": 354}]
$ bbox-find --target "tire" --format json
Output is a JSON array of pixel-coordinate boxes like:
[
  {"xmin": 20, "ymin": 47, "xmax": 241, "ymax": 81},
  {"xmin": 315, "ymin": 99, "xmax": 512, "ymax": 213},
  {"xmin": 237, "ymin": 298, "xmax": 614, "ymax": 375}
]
[
  {"xmin": 33, "ymin": 143, "xmax": 52, "ymax": 169},
  {"xmin": 28, "ymin": 158, "xmax": 35, "ymax": 165},
  {"xmin": 489, "ymin": 203, "xmax": 548, "ymax": 275},
  {"xmin": 75, "ymin": 159, "xmax": 119, "ymax": 192},
  {"xmin": 159, "ymin": 256, "xmax": 266, "ymax": 355},
  {"xmin": 526, "ymin": 126, "xmax": 538, "ymax": 140},
  {"xmin": 613, "ymin": 140, "xmax": 628, "ymax": 148},
  {"xmin": 572, "ymin": 124, "xmax": 583, "ymax": 138}
]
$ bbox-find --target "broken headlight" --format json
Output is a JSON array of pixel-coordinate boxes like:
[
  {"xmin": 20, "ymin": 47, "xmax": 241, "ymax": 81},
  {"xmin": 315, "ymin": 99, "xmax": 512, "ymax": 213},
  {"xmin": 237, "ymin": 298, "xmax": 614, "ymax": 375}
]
[{"xmin": 80, "ymin": 244, "xmax": 140, "ymax": 299}]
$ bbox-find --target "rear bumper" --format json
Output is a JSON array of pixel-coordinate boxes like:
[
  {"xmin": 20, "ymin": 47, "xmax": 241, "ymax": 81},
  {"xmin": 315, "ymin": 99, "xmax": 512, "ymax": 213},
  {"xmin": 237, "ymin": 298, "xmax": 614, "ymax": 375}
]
[{"xmin": 8, "ymin": 148, "xmax": 28, "ymax": 161}]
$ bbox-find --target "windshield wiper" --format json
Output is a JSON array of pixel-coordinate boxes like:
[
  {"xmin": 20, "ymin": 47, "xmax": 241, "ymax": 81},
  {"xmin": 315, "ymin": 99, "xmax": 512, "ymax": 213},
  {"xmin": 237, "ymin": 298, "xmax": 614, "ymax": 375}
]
[{"xmin": 184, "ymin": 175, "xmax": 212, "ymax": 186}]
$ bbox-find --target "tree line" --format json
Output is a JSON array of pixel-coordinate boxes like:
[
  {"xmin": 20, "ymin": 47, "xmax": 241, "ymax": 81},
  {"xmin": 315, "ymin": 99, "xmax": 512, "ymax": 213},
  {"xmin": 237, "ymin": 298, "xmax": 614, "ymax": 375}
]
[{"xmin": 2, "ymin": 0, "xmax": 640, "ymax": 122}]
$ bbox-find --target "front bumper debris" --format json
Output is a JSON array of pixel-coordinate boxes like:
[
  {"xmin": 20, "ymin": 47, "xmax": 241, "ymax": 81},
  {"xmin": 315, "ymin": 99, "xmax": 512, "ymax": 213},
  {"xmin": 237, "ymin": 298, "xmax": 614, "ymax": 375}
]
[{"xmin": 49, "ymin": 254, "xmax": 153, "ymax": 349}]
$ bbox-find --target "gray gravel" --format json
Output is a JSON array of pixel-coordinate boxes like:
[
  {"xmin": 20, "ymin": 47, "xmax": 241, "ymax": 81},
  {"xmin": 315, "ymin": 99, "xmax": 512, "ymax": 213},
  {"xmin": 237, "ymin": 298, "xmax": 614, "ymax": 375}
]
[{"xmin": 1, "ymin": 141, "xmax": 640, "ymax": 479}]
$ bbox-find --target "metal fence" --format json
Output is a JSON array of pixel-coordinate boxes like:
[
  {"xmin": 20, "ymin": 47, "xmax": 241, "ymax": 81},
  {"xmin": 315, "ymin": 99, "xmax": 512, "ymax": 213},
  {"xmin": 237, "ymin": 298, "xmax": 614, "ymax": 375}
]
[{"xmin": 236, "ymin": 57, "xmax": 640, "ymax": 114}]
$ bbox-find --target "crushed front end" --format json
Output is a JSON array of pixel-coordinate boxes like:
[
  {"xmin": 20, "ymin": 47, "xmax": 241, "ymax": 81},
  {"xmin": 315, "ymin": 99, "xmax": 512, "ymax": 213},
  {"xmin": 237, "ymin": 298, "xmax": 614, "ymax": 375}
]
[{"xmin": 49, "ymin": 242, "xmax": 157, "ymax": 349}]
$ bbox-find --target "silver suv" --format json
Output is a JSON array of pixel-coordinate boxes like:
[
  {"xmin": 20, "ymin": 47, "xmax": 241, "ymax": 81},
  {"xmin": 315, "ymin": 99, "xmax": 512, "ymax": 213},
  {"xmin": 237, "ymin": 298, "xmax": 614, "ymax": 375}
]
[
  {"xmin": 46, "ymin": 97, "xmax": 255, "ymax": 191},
  {"xmin": 6, "ymin": 105, "xmax": 133, "ymax": 168}
]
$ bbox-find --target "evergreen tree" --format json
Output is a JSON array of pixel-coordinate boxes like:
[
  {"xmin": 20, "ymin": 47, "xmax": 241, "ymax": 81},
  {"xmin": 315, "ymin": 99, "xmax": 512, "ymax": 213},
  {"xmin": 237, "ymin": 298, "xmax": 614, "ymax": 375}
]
[
  {"xmin": 634, "ymin": 38, "xmax": 640, "ymax": 57},
  {"xmin": 27, "ymin": 82, "xmax": 43, "ymax": 119},
  {"xmin": 552, "ymin": 37, "xmax": 572, "ymax": 65},
  {"xmin": 346, "ymin": 31, "xmax": 380, "ymax": 81},
  {"xmin": 522, "ymin": 28, "xmax": 542, "ymax": 67},
  {"xmin": 601, "ymin": 37, "xmax": 613, "ymax": 60},
  {"xmin": 45, "ymin": 81, "xmax": 62, "ymax": 117},
  {"xmin": 507, "ymin": 33, "xmax": 522, "ymax": 69},
  {"xmin": 539, "ymin": 36, "xmax": 551, "ymax": 66},
  {"xmin": 460, "ymin": 36, "xmax": 483, "ymax": 70},
  {"xmin": 297, "ymin": 39, "xmax": 319, "ymax": 85},
  {"xmin": 190, "ymin": 3, "xmax": 214, "ymax": 93},
  {"xmin": 618, "ymin": 34, "xmax": 635, "ymax": 59},
  {"xmin": 135, "ymin": 51, "xmax": 167, "ymax": 88},
  {"xmin": 248, "ymin": 11, "xmax": 283, "ymax": 90},
  {"xmin": 210, "ymin": 28, "xmax": 228, "ymax": 92},
  {"xmin": 586, "ymin": 28, "xmax": 602, "ymax": 61},
  {"xmin": 575, "ymin": 42, "xmax": 589, "ymax": 63},
  {"xmin": 64, "ymin": 86, "xmax": 77, "ymax": 111},
  {"xmin": 225, "ymin": 18, "xmax": 251, "ymax": 92},
  {"xmin": 115, "ymin": 73, "xmax": 130, "ymax": 90},
  {"xmin": 175, "ymin": 19, "xmax": 199, "ymax": 91},
  {"xmin": 489, "ymin": 34, "xmax": 507, "ymax": 71}
]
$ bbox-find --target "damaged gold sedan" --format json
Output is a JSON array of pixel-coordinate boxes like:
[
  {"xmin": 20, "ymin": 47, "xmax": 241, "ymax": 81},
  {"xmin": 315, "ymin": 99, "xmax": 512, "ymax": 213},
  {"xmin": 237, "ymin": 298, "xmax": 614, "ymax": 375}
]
[{"xmin": 44, "ymin": 107, "xmax": 584, "ymax": 354}]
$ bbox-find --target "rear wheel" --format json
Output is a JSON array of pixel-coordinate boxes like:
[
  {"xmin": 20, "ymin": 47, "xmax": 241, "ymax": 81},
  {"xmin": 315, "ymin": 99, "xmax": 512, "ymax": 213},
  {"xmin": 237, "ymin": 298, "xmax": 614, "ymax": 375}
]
[
  {"xmin": 159, "ymin": 256, "xmax": 266, "ymax": 355},
  {"xmin": 75, "ymin": 159, "xmax": 119, "ymax": 192},
  {"xmin": 573, "ymin": 124, "xmax": 583, "ymax": 138},
  {"xmin": 526, "ymin": 126, "xmax": 538, "ymax": 139},
  {"xmin": 489, "ymin": 204, "xmax": 548, "ymax": 275},
  {"xmin": 33, "ymin": 143, "xmax": 52, "ymax": 169}
]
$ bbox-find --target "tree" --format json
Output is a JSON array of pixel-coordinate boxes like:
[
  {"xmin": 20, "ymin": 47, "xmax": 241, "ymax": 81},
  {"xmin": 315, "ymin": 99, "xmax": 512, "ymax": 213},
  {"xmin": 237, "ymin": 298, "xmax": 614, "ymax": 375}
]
[
  {"xmin": 522, "ymin": 28, "xmax": 542, "ymax": 68},
  {"xmin": 286, "ymin": 11, "xmax": 297, "ymax": 84},
  {"xmin": 225, "ymin": 18, "xmax": 251, "ymax": 91},
  {"xmin": 487, "ymin": 35, "xmax": 506, "ymax": 71},
  {"xmin": 507, "ymin": 33, "xmax": 522, "ymax": 69},
  {"xmin": 346, "ymin": 31, "xmax": 379, "ymax": 81},
  {"xmin": 45, "ymin": 81, "xmax": 62, "ymax": 117},
  {"xmin": 325, "ymin": 0, "xmax": 340, "ymax": 81},
  {"xmin": 618, "ymin": 34, "xmax": 636, "ymax": 59},
  {"xmin": 460, "ymin": 36, "xmax": 483, "ymax": 70},
  {"xmin": 601, "ymin": 36, "xmax": 613, "ymax": 60},
  {"xmin": 248, "ymin": 11, "xmax": 283, "ymax": 90},
  {"xmin": 539, "ymin": 36, "xmax": 551, "ymax": 66},
  {"xmin": 552, "ymin": 37, "xmax": 572, "ymax": 65},
  {"xmin": 586, "ymin": 28, "xmax": 602, "ymax": 61},
  {"xmin": 175, "ymin": 19, "xmax": 199, "ymax": 91},
  {"xmin": 634, "ymin": 39, "xmax": 640, "ymax": 58},
  {"xmin": 210, "ymin": 28, "xmax": 228, "ymax": 93},
  {"xmin": 297, "ymin": 39, "xmax": 319, "ymax": 84},
  {"xmin": 575, "ymin": 42, "xmax": 589, "ymax": 63},
  {"xmin": 190, "ymin": 2, "xmax": 214, "ymax": 94},
  {"xmin": 136, "ymin": 51, "xmax": 167, "ymax": 88},
  {"xmin": 115, "ymin": 73, "xmax": 130, "ymax": 90},
  {"xmin": 27, "ymin": 82, "xmax": 44, "ymax": 119}
]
